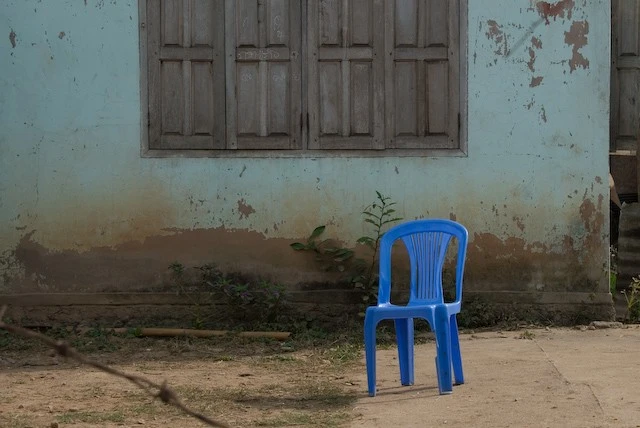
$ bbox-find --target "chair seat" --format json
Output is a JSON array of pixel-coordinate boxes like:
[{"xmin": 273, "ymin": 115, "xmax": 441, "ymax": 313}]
[{"xmin": 367, "ymin": 301, "xmax": 460, "ymax": 317}]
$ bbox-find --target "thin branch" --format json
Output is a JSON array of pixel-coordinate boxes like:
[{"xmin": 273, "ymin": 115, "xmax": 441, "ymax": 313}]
[{"xmin": 0, "ymin": 305, "xmax": 230, "ymax": 428}]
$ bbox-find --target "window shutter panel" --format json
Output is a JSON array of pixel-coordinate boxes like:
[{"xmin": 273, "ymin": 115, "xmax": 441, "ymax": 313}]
[
  {"xmin": 612, "ymin": 0, "xmax": 640, "ymax": 152},
  {"xmin": 307, "ymin": 0, "xmax": 385, "ymax": 150},
  {"xmin": 385, "ymin": 0, "xmax": 459, "ymax": 149},
  {"xmin": 147, "ymin": 0, "xmax": 225, "ymax": 150},
  {"xmin": 225, "ymin": 0, "xmax": 302, "ymax": 150}
]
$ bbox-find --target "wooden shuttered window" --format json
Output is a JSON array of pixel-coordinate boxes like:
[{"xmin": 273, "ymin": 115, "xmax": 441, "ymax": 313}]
[
  {"xmin": 307, "ymin": 0, "xmax": 385, "ymax": 150},
  {"xmin": 147, "ymin": 0, "xmax": 226, "ymax": 149},
  {"xmin": 226, "ymin": 0, "xmax": 302, "ymax": 149},
  {"xmin": 385, "ymin": 0, "xmax": 460, "ymax": 149},
  {"xmin": 611, "ymin": 0, "xmax": 640, "ymax": 152},
  {"xmin": 143, "ymin": 0, "xmax": 461, "ymax": 153}
]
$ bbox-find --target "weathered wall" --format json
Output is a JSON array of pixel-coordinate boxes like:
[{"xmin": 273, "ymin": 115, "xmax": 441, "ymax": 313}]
[{"xmin": 0, "ymin": 1, "xmax": 612, "ymax": 318}]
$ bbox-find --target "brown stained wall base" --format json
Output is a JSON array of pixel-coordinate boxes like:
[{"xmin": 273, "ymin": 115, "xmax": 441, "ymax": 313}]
[
  {"xmin": 6, "ymin": 228, "xmax": 337, "ymax": 293},
  {"xmin": 1, "ymin": 195, "xmax": 609, "ymax": 327},
  {"xmin": 465, "ymin": 233, "xmax": 602, "ymax": 293},
  {"xmin": 4, "ymin": 224, "xmax": 607, "ymax": 294}
]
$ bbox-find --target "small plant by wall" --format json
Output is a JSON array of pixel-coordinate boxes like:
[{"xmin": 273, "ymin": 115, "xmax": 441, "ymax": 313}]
[
  {"xmin": 168, "ymin": 262, "xmax": 290, "ymax": 330},
  {"xmin": 609, "ymin": 246, "xmax": 618, "ymax": 296},
  {"xmin": 291, "ymin": 191, "xmax": 402, "ymax": 314},
  {"xmin": 622, "ymin": 276, "xmax": 640, "ymax": 323}
]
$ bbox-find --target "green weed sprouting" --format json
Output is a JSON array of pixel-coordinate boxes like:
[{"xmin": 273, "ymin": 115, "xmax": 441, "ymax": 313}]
[
  {"xmin": 622, "ymin": 276, "xmax": 640, "ymax": 323},
  {"xmin": 291, "ymin": 191, "xmax": 403, "ymax": 315},
  {"xmin": 169, "ymin": 262, "xmax": 289, "ymax": 329}
]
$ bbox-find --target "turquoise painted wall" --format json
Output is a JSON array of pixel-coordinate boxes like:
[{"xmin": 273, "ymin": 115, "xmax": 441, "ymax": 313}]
[{"xmin": 0, "ymin": 1, "xmax": 611, "ymax": 304}]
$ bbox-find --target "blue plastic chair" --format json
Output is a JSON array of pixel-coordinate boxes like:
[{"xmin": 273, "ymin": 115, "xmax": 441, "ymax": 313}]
[{"xmin": 364, "ymin": 219, "xmax": 468, "ymax": 396}]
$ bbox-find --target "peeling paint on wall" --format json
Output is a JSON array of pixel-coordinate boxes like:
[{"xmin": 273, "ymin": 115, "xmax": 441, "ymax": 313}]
[
  {"xmin": 530, "ymin": 76, "xmax": 544, "ymax": 87},
  {"xmin": 9, "ymin": 29, "xmax": 16, "ymax": 48},
  {"xmin": 527, "ymin": 38, "xmax": 539, "ymax": 72},
  {"xmin": 237, "ymin": 199, "xmax": 256, "ymax": 220},
  {"xmin": 486, "ymin": 20, "xmax": 509, "ymax": 56},
  {"xmin": 564, "ymin": 21, "xmax": 590, "ymax": 72},
  {"xmin": 535, "ymin": 0, "xmax": 575, "ymax": 25},
  {"xmin": 528, "ymin": 37, "xmax": 544, "ymax": 87},
  {"xmin": 540, "ymin": 106, "xmax": 547, "ymax": 123}
]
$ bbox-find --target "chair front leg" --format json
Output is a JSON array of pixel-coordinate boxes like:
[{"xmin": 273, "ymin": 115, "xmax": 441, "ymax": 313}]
[
  {"xmin": 394, "ymin": 318, "xmax": 415, "ymax": 386},
  {"xmin": 450, "ymin": 314, "xmax": 464, "ymax": 385},
  {"xmin": 434, "ymin": 306, "xmax": 453, "ymax": 394},
  {"xmin": 364, "ymin": 314, "xmax": 379, "ymax": 397}
]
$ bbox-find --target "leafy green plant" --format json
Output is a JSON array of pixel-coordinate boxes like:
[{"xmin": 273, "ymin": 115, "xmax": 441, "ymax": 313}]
[
  {"xmin": 170, "ymin": 261, "xmax": 210, "ymax": 329},
  {"xmin": 290, "ymin": 226, "xmax": 355, "ymax": 272},
  {"xmin": 455, "ymin": 295, "xmax": 515, "ymax": 328},
  {"xmin": 609, "ymin": 246, "xmax": 618, "ymax": 295},
  {"xmin": 0, "ymin": 329, "xmax": 11, "ymax": 349},
  {"xmin": 291, "ymin": 191, "xmax": 402, "ymax": 314},
  {"xmin": 622, "ymin": 276, "xmax": 640, "ymax": 323},
  {"xmin": 169, "ymin": 261, "xmax": 185, "ymax": 277},
  {"xmin": 517, "ymin": 330, "xmax": 536, "ymax": 340},
  {"xmin": 212, "ymin": 277, "xmax": 287, "ymax": 323},
  {"xmin": 168, "ymin": 262, "xmax": 290, "ymax": 329},
  {"xmin": 72, "ymin": 326, "xmax": 118, "ymax": 352},
  {"xmin": 352, "ymin": 191, "xmax": 403, "ymax": 307}
]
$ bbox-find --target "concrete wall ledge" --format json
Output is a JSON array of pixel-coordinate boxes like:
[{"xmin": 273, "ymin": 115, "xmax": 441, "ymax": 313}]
[{"xmin": 0, "ymin": 290, "xmax": 614, "ymax": 307}]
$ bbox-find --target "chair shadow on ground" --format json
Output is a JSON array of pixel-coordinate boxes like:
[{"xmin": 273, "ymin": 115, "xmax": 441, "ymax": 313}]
[{"xmin": 356, "ymin": 383, "xmax": 444, "ymax": 402}]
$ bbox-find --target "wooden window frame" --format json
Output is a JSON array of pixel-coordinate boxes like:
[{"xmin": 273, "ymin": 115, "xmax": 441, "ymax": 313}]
[{"xmin": 139, "ymin": 0, "xmax": 468, "ymax": 158}]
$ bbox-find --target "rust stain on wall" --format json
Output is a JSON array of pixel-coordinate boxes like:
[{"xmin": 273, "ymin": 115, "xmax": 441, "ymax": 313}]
[
  {"xmin": 237, "ymin": 199, "xmax": 256, "ymax": 219},
  {"xmin": 536, "ymin": 0, "xmax": 575, "ymax": 25},
  {"xmin": 531, "ymin": 37, "xmax": 542, "ymax": 49},
  {"xmin": 564, "ymin": 21, "xmax": 590, "ymax": 72},
  {"xmin": 528, "ymin": 37, "xmax": 543, "ymax": 87},
  {"xmin": 527, "ymin": 37, "xmax": 543, "ymax": 71},
  {"xmin": 579, "ymin": 195, "xmax": 604, "ymax": 243},
  {"xmin": 467, "ymin": 228, "xmax": 599, "ymax": 293},
  {"xmin": 512, "ymin": 216, "xmax": 526, "ymax": 232},
  {"xmin": 530, "ymin": 76, "xmax": 544, "ymax": 88},
  {"xmin": 465, "ymin": 188, "xmax": 605, "ymax": 294},
  {"xmin": 527, "ymin": 48, "xmax": 536, "ymax": 72},
  {"xmin": 486, "ymin": 20, "xmax": 509, "ymax": 56}
]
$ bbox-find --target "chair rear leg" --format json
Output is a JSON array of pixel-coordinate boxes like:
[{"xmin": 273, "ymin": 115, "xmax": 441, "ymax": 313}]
[
  {"xmin": 364, "ymin": 315, "xmax": 378, "ymax": 396},
  {"xmin": 450, "ymin": 315, "xmax": 464, "ymax": 385},
  {"xmin": 394, "ymin": 318, "xmax": 415, "ymax": 386},
  {"xmin": 434, "ymin": 305, "xmax": 453, "ymax": 394}
]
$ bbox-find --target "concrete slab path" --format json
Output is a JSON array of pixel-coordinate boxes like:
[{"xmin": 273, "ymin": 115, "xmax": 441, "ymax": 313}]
[{"xmin": 350, "ymin": 326, "xmax": 640, "ymax": 428}]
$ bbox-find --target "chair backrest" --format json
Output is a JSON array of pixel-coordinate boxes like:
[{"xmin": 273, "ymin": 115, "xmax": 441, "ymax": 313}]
[{"xmin": 377, "ymin": 219, "xmax": 468, "ymax": 306}]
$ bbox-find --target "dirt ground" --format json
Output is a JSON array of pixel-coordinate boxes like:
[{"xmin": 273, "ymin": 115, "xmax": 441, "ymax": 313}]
[{"xmin": 1, "ymin": 325, "xmax": 640, "ymax": 428}]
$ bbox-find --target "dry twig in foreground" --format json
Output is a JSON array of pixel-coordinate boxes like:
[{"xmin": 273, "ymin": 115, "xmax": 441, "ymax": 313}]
[{"xmin": 0, "ymin": 305, "xmax": 230, "ymax": 428}]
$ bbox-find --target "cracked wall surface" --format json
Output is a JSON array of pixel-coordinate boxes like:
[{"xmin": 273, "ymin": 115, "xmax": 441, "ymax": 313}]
[{"xmin": 0, "ymin": 1, "xmax": 611, "ymax": 307}]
